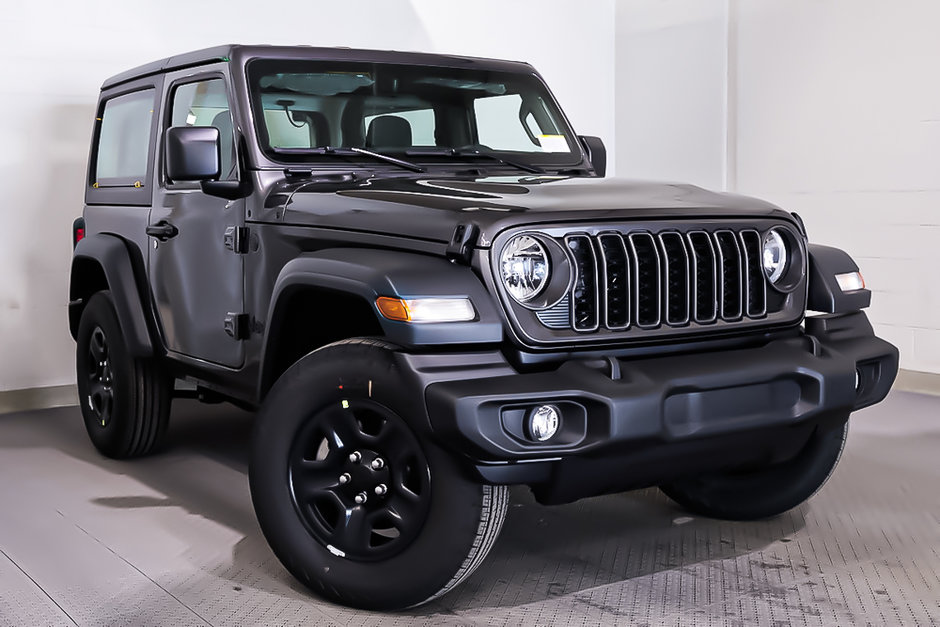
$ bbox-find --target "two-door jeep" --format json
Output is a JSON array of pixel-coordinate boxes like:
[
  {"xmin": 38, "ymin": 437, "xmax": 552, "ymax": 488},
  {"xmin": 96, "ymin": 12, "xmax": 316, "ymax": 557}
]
[{"xmin": 69, "ymin": 45, "xmax": 898, "ymax": 609}]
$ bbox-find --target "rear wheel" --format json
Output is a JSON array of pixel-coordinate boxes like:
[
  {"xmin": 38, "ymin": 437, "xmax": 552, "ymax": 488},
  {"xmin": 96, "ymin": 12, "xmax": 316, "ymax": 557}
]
[
  {"xmin": 660, "ymin": 419, "xmax": 849, "ymax": 520},
  {"xmin": 75, "ymin": 291, "xmax": 171, "ymax": 458},
  {"xmin": 250, "ymin": 338, "xmax": 508, "ymax": 610}
]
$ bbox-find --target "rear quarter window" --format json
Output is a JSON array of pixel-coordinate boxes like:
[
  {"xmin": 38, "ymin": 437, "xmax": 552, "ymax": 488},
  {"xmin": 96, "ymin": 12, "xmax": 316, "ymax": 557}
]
[{"xmin": 93, "ymin": 89, "xmax": 156, "ymax": 187}]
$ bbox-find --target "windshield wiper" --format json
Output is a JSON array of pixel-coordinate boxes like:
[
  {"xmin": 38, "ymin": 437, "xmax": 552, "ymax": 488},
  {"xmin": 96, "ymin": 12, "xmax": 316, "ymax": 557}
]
[
  {"xmin": 303, "ymin": 146, "xmax": 425, "ymax": 173},
  {"xmin": 405, "ymin": 147, "xmax": 545, "ymax": 174}
]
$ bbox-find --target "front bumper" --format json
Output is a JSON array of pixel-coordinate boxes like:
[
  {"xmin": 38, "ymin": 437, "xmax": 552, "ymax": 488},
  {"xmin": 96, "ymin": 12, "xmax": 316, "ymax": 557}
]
[{"xmin": 406, "ymin": 311, "xmax": 897, "ymax": 503}]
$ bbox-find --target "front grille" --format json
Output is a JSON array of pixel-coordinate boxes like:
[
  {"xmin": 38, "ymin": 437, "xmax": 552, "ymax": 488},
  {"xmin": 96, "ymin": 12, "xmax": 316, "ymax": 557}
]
[{"xmin": 565, "ymin": 228, "xmax": 769, "ymax": 333}]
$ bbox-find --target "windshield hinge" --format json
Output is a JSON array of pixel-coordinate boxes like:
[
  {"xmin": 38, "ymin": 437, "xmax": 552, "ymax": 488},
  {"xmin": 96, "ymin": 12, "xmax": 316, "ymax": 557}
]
[
  {"xmin": 224, "ymin": 226, "xmax": 249, "ymax": 254},
  {"xmin": 446, "ymin": 223, "xmax": 479, "ymax": 265}
]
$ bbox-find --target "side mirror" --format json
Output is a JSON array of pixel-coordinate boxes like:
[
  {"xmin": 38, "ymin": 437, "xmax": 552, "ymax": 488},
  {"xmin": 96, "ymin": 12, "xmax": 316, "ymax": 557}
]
[
  {"xmin": 165, "ymin": 126, "xmax": 221, "ymax": 181},
  {"xmin": 578, "ymin": 135, "xmax": 606, "ymax": 178}
]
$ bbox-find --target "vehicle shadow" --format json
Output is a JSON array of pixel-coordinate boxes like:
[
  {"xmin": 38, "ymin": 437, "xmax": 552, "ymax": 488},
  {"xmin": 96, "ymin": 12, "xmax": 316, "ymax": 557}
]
[{"xmin": 1, "ymin": 401, "xmax": 805, "ymax": 616}]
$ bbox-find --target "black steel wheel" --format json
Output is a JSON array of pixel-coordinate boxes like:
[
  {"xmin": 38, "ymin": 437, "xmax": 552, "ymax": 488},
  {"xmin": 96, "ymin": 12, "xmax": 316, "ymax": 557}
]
[
  {"xmin": 287, "ymin": 397, "xmax": 431, "ymax": 561},
  {"xmin": 85, "ymin": 326, "xmax": 115, "ymax": 428},
  {"xmin": 250, "ymin": 338, "xmax": 508, "ymax": 610},
  {"xmin": 661, "ymin": 418, "xmax": 849, "ymax": 520},
  {"xmin": 75, "ymin": 291, "xmax": 172, "ymax": 458}
]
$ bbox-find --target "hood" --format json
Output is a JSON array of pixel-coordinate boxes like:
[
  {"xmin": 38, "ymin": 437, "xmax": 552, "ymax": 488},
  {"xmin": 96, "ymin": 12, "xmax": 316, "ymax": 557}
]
[{"xmin": 263, "ymin": 174, "xmax": 790, "ymax": 247}]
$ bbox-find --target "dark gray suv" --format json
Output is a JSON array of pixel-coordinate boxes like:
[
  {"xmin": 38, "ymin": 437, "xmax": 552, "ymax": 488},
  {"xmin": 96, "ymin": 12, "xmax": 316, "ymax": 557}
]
[{"xmin": 69, "ymin": 45, "xmax": 898, "ymax": 610}]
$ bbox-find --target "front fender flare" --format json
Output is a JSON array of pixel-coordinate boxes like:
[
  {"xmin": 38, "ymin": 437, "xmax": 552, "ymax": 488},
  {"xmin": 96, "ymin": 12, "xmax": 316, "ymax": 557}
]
[
  {"xmin": 263, "ymin": 248, "xmax": 504, "ymax": 349},
  {"xmin": 807, "ymin": 244, "xmax": 871, "ymax": 313}
]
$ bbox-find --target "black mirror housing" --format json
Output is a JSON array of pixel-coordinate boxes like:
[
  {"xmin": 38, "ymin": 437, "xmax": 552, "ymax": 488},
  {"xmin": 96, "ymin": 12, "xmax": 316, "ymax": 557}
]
[
  {"xmin": 579, "ymin": 135, "xmax": 607, "ymax": 178},
  {"xmin": 165, "ymin": 126, "xmax": 221, "ymax": 181}
]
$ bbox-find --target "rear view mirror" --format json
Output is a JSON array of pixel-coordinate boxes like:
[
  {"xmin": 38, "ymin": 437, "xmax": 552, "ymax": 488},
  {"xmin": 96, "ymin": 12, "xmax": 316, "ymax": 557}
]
[
  {"xmin": 165, "ymin": 126, "xmax": 221, "ymax": 181},
  {"xmin": 579, "ymin": 135, "xmax": 606, "ymax": 178}
]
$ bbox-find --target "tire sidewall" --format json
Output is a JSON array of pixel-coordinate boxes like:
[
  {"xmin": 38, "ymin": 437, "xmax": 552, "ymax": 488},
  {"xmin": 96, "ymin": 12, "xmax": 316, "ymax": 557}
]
[{"xmin": 249, "ymin": 341, "xmax": 488, "ymax": 610}]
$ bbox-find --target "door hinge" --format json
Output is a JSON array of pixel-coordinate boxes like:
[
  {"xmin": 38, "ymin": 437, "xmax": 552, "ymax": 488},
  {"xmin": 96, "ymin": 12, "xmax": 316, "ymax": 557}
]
[
  {"xmin": 224, "ymin": 312, "xmax": 250, "ymax": 340},
  {"xmin": 224, "ymin": 226, "xmax": 249, "ymax": 254}
]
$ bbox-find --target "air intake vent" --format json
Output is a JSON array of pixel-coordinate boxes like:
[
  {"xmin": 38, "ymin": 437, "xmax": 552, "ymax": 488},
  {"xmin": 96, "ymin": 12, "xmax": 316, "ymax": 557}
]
[
  {"xmin": 714, "ymin": 230, "xmax": 743, "ymax": 321},
  {"xmin": 629, "ymin": 233, "xmax": 661, "ymax": 328},
  {"xmin": 687, "ymin": 231, "xmax": 718, "ymax": 323},
  {"xmin": 565, "ymin": 235, "xmax": 599, "ymax": 331}
]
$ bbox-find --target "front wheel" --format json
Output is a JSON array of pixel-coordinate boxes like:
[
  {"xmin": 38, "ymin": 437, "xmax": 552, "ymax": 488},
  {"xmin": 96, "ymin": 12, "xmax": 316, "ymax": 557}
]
[
  {"xmin": 249, "ymin": 339, "xmax": 508, "ymax": 610},
  {"xmin": 660, "ymin": 419, "xmax": 849, "ymax": 521}
]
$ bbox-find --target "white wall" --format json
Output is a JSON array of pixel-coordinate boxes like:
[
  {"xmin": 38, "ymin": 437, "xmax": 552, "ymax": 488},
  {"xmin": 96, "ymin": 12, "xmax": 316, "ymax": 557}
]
[
  {"xmin": 732, "ymin": 0, "xmax": 940, "ymax": 373},
  {"xmin": 0, "ymin": 1, "xmax": 615, "ymax": 392},
  {"xmin": 613, "ymin": 1, "xmax": 938, "ymax": 374},
  {"xmin": 614, "ymin": 0, "xmax": 729, "ymax": 190}
]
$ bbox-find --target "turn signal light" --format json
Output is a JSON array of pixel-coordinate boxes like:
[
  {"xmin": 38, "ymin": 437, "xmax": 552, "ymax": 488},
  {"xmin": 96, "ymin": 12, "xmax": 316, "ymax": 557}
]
[
  {"xmin": 835, "ymin": 271, "xmax": 865, "ymax": 292},
  {"xmin": 375, "ymin": 297, "xmax": 475, "ymax": 323},
  {"xmin": 376, "ymin": 297, "xmax": 411, "ymax": 321}
]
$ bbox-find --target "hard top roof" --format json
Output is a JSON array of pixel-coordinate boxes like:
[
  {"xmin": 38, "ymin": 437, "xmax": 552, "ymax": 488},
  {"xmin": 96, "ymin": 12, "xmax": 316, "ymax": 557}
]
[{"xmin": 101, "ymin": 44, "xmax": 535, "ymax": 90}]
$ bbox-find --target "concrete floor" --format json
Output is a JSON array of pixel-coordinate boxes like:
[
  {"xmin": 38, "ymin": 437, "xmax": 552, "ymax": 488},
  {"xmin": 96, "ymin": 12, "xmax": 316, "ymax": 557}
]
[{"xmin": 0, "ymin": 391, "xmax": 937, "ymax": 626}]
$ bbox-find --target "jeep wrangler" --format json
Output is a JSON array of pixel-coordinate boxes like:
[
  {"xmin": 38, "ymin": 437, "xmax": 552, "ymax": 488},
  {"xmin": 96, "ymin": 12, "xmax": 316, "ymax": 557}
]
[{"xmin": 69, "ymin": 45, "xmax": 898, "ymax": 610}]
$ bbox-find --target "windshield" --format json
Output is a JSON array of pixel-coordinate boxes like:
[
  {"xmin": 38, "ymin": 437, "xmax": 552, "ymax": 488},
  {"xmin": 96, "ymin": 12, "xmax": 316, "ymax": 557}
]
[{"xmin": 246, "ymin": 58, "xmax": 582, "ymax": 168}]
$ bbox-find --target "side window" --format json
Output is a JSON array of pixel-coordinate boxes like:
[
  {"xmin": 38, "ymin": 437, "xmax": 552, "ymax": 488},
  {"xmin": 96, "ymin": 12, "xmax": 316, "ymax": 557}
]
[
  {"xmin": 95, "ymin": 89, "xmax": 155, "ymax": 186},
  {"xmin": 170, "ymin": 79, "xmax": 236, "ymax": 180}
]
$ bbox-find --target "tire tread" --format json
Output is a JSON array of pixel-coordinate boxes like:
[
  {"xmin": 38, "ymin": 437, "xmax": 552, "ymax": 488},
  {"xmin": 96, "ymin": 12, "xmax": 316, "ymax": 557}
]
[
  {"xmin": 415, "ymin": 484, "xmax": 510, "ymax": 606},
  {"xmin": 77, "ymin": 291, "xmax": 171, "ymax": 459}
]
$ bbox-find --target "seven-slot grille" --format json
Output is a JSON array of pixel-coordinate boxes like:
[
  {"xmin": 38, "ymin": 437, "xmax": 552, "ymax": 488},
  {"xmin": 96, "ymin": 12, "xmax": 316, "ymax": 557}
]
[{"xmin": 561, "ymin": 229, "xmax": 768, "ymax": 333}]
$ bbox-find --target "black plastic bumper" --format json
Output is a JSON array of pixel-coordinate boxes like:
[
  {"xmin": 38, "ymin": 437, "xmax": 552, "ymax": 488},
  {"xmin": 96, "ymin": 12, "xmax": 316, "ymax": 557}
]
[{"xmin": 410, "ymin": 311, "xmax": 898, "ymax": 503}]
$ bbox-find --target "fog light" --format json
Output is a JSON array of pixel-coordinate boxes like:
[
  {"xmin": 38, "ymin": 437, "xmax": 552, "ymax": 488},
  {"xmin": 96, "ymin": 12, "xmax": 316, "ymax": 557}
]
[{"xmin": 527, "ymin": 405, "xmax": 560, "ymax": 441}]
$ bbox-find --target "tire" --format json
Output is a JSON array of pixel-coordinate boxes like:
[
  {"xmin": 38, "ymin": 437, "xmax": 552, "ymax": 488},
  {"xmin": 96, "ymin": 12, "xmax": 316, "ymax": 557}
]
[
  {"xmin": 249, "ymin": 338, "xmax": 509, "ymax": 610},
  {"xmin": 75, "ymin": 290, "xmax": 172, "ymax": 458},
  {"xmin": 660, "ymin": 419, "xmax": 849, "ymax": 521}
]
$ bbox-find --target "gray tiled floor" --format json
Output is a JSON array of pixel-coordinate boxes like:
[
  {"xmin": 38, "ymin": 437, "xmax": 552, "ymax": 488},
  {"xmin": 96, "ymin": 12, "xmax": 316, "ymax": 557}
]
[{"xmin": 0, "ymin": 391, "xmax": 937, "ymax": 626}]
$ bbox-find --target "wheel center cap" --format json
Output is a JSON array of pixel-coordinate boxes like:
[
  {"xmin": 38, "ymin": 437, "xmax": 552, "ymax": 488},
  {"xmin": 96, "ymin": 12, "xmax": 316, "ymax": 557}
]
[{"xmin": 343, "ymin": 450, "xmax": 390, "ymax": 494}]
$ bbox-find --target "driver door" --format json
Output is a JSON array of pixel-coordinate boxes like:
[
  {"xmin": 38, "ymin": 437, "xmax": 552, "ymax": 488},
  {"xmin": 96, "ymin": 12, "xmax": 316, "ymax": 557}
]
[{"xmin": 148, "ymin": 71, "xmax": 246, "ymax": 368}]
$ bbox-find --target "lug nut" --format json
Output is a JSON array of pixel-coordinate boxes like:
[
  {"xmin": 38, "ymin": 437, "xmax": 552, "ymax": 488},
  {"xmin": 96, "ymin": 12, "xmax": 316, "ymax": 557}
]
[
  {"xmin": 374, "ymin": 484, "xmax": 387, "ymax": 496},
  {"xmin": 354, "ymin": 492, "xmax": 368, "ymax": 504},
  {"xmin": 348, "ymin": 451, "xmax": 361, "ymax": 463},
  {"xmin": 338, "ymin": 473, "xmax": 351, "ymax": 485},
  {"xmin": 370, "ymin": 458, "xmax": 385, "ymax": 470}
]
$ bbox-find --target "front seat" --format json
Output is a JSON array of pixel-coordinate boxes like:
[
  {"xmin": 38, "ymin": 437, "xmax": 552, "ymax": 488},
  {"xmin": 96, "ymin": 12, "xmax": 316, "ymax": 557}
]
[{"xmin": 365, "ymin": 115, "xmax": 412, "ymax": 149}]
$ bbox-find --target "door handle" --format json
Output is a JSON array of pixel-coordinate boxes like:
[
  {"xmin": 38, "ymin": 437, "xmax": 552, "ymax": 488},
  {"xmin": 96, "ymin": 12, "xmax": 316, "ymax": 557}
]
[{"xmin": 146, "ymin": 221, "xmax": 179, "ymax": 241}]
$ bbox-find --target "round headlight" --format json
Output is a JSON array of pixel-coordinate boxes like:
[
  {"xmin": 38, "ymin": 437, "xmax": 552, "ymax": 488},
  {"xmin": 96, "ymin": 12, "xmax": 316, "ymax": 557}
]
[
  {"xmin": 500, "ymin": 235, "xmax": 549, "ymax": 303},
  {"xmin": 762, "ymin": 229, "xmax": 789, "ymax": 284}
]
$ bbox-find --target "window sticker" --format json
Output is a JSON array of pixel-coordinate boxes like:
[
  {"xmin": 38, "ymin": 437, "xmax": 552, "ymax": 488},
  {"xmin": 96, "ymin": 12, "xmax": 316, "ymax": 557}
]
[{"xmin": 539, "ymin": 134, "xmax": 569, "ymax": 152}]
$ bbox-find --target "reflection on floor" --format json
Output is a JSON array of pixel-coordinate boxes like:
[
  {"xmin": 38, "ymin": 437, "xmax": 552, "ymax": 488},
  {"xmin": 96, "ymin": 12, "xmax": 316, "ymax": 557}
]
[{"xmin": 0, "ymin": 391, "xmax": 937, "ymax": 626}]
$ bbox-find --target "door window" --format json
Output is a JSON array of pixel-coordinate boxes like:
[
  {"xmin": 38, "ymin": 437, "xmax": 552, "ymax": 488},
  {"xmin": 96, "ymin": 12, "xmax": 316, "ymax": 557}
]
[{"xmin": 170, "ymin": 79, "xmax": 237, "ymax": 180}]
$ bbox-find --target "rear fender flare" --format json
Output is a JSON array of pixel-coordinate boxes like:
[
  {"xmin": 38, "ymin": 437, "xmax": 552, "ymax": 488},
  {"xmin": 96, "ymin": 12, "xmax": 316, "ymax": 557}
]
[{"xmin": 69, "ymin": 234, "xmax": 156, "ymax": 357}]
